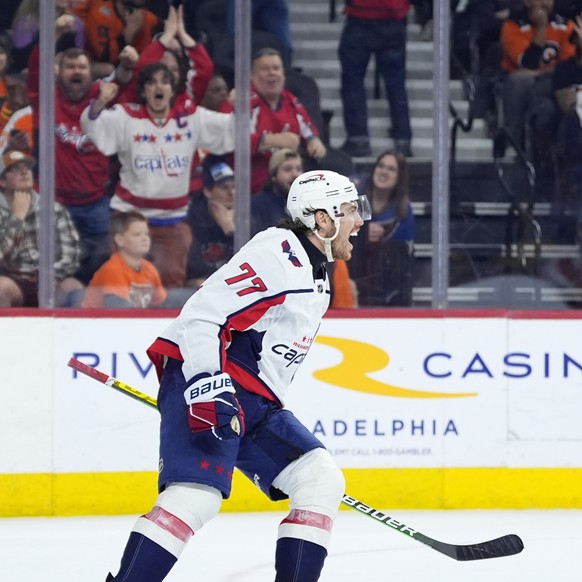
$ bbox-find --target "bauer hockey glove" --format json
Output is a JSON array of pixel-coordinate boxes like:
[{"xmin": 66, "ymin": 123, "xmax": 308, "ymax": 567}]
[{"xmin": 183, "ymin": 372, "xmax": 245, "ymax": 440}]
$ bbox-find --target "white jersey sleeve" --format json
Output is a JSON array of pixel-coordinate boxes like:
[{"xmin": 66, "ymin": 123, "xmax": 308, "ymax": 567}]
[
  {"xmin": 149, "ymin": 228, "xmax": 330, "ymax": 406},
  {"xmin": 189, "ymin": 107, "xmax": 235, "ymax": 155},
  {"xmin": 80, "ymin": 104, "xmax": 127, "ymax": 156}
]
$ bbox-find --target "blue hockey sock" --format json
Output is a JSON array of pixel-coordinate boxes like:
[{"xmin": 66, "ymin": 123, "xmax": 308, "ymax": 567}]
[
  {"xmin": 274, "ymin": 537, "xmax": 328, "ymax": 582},
  {"xmin": 110, "ymin": 532, "xmax": 177, "ymax": 581}
]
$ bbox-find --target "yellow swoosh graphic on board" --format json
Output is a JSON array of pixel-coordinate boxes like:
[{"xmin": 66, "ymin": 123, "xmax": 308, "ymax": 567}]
[{"xmin": 314, "ymin": 336, "xmax": 476, "ymax": 399}]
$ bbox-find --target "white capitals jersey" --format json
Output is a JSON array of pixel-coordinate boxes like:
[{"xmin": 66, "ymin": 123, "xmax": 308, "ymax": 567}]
[
  {"xmin": 148, "ymin": 227, "xmax": 330, "ymax": 406},
  {"xmin": 80, "ymin": 103, "xmax": 234, "ymax": 219}
]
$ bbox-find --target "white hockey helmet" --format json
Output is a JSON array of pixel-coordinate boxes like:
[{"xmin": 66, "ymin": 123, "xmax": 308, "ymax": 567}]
[
  {"xmin": 287, "ymin": 170, "xmax": 371, "ymax": 230},
  {"xmin": 286, "ymin": 170, "xmax": 371, "ymax": 261}
]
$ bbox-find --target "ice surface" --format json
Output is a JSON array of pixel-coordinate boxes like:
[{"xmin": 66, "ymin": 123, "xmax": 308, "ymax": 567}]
[{"xmin": 0, "ymin": 509, "xmax": 580, "ymax": 581}]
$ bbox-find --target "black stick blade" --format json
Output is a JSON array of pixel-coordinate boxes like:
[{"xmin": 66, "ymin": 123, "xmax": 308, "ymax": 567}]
[{"xmin": 417, "ymin": 532, "xmax": 524, "ymax": 561}]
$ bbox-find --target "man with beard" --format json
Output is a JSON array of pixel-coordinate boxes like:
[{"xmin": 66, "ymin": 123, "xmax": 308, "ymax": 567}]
[
  {"xmin": 27, "ymin": 44, "xmax": 139, "ymax": 284},
  {"xmin": 81, "ymin": 63, "xmax": 234, "ymax": 289}
]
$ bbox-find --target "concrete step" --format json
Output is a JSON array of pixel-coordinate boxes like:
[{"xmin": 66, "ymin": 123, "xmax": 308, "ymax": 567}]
[
  {"xmin": 329, "ymin": 136, "xmax": 492, "ymax": 161},
  {"xmin": 321, "ymin": 97, "xmax": 470, "ymax": 118},
  {"xmin": 328, "ymin": 115, "xmax": 486, "ymax": 140},
  {"xmin": 292, "ymin": 57, "xmax": 436, "ymax": 80},
  {"xmin": 315, "ymin": 78, "xmax": 467, "ymax": 102},
  {"xmin": 292, "ymin": 39, "xmax": 435, "ymax": 60}
]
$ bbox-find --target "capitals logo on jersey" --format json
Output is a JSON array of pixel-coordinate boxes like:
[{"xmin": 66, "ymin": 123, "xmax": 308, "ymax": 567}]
[{"xmin": 281, "ymin": 240, "xmax": 302, "ymax": 267}]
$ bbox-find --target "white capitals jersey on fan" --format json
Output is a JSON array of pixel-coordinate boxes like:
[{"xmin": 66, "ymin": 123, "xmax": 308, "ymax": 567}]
[
  {"xmin": 80, "ymin": 102, "xmax": 234, "ymax": 219},
  {"xmin": 151, "ymin": 227, "xmax": 330, "ymax": 406}
]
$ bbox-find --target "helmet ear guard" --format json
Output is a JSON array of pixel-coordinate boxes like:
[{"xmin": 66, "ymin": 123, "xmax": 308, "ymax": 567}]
[{"xmin": 286, "ymin": 170, "xmax": 371, "ymax": 262}]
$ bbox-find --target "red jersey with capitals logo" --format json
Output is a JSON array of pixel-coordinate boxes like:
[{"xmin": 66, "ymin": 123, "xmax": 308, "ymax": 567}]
[
  {"xmin": 250, "ymin": 87, "xmax": 319, "ymax": 194},
  {"xmin": 147, "ymin": 227, "xmax": 330, "ymax": 407},
  {"xmin": 343, "ymin": 0, "xmax": 410, "ymax": 20},
  {"xmin": 80, "ymin": 102, "xmax": 235, "ymax": 219},
  {"xmin": 27, "ymin": 45, "xmax": 111, "ymax": 205},
  {"xmin": 501, "ymin": 13, "xmax": 575, "ymax": 73}
]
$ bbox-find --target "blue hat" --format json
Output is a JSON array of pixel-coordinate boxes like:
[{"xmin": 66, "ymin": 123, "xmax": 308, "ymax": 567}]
[{"xmin": 203, "ymin": 159, "xmax": 234, "ymax": 187}]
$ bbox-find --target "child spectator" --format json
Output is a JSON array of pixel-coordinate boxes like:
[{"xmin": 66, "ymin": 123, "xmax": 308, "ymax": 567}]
[{"xmin": 82, "ymin": 211, "xmax": 167, "ymax": 308}]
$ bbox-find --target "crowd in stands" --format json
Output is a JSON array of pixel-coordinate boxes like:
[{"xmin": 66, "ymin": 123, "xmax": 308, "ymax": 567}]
[{"xmin": 5, "ymin": 0, "xmax": 582, "ymax": 310}]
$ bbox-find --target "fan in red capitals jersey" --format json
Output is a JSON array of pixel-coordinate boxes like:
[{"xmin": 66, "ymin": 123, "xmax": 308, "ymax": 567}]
[
  {"xmin": 81, "ymin": 62, "xmax": 234, "ymax": 289},
  {"xmin": 104, "ymin": 170, "xmax": 372, "ymax": 582}
]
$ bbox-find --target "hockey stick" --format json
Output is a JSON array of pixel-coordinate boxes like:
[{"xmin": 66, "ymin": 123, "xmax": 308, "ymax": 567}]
[{"xmin": 67, "ymin": 357, "xmax": 524, "ymax": 561}]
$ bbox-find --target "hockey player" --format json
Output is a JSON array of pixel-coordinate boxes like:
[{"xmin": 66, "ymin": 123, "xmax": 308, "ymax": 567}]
[{"xmin": 105, "ymin": 170, "xmax": 371, "ymax": 581}]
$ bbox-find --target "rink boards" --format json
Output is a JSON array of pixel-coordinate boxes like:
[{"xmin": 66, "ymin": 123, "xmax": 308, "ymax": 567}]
[{"xmin": 1, "ymin": 308, "xmax": 582, "ymax": 516}]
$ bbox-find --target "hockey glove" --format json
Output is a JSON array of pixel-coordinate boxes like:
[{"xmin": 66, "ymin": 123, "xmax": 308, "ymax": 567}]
[{"xmin": 183, "ymin": 372, "xmax": 245, "ymax": 440}]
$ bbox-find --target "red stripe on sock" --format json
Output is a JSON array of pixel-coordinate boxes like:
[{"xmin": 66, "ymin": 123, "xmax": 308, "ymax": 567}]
[
  {"xmin": 143, "ymin": 506, "xmax": 194, "ymax": 543},
  {"xmin": 280, "ymin": 509, "xmax": 333, "ymax": 532}
]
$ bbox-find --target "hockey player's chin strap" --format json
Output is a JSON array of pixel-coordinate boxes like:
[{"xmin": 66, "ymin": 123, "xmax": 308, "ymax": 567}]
[{"xmin": 313, "ymin": 220, "xmax": 341, "ymax": 263}]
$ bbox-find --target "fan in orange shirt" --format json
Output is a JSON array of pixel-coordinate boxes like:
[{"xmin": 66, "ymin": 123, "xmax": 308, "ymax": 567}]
[
  {"xmin": 82, "ymin": 211, "xmax": 167, "ymax": 308},
  {"xmin": 70, "ymin": 0, "xmax": 160, "ymax": 77}
]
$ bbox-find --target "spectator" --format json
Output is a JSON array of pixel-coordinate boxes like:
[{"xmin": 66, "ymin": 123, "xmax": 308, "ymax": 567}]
[
  {"xmin": 250, "ymin": 147, "xmax": 357, "ymax": 308},
  {"xmin": 411, "ymin": 0, "xmax": 433, "ymax": 41},
  {"xmin": 117, "ymin": 4, "xmax": 216, "ymax": 197},
  {"xmin": 70, "ymin": 0, "xmax": 161, "ymax": 78},
  {"xmin": 338, "ymin": 0, "xmax": 413, "ymax": 158},
  {"xmin": 0, "ymin": 34, "xmax": 11, "ymax": 116},
  {"xmin": 191, "ymin": 73, "xmax": 235, "ymax": 192},
  {"xmin": 0, "ymin": 149, "xmax": 82, "ymax": 307},
  {"xmin": 81, "ymin": 210, "xmax": 167, "ymax": 308},
  {"xmin": 81, "ymin": 62, "xmax": 235, "ymax": 289},
  {"xmin": 553, "ymin": 15, "xmax": 582, "ymax": 222},
  {"xmin": 119, "ymin": 5, "xmax": 214, "ymax": 108},
  {"xmin": 27, "ymin": 44, "xmax": 138, "ymax": 284},
  {"xmin": 226, "ymin": 0, "xmax": 293, "ymax": 58},
  {"xmin": 185, "ymin": 156, "xmax": 235, "ymax": 290},
  {"xmin": 249, "ymin": 47, "xmax": 326, "ymax": 194},
  {"xmin": 251, "ymin": 147, "xmax": 303, "ymax": 235},
  {"xmin": 351, "ymin": 150, "xmax": 415, "ymax": 306},
  {"xmin": 354, "ymin": 150, "xmax": 415, "ymax": 243},
  {"xmin": 0, "ymin": 69, "xmax": 31, "ymax": 152},
  {"xmin": 500, "ymin": 0, "xmax": 575, "ymax": 155},
  {"xmin": 553, "ymin": 14, "xmax": 582, "ymax": 125},
  {"xmin": 10, "ymin": 0, "xmax": 85, "ymax": 73},
  {"xmin": 0, "ymin": 68, "xmax": 33, "ymax": 184},
  {"xmin": 199, "ymin": 73, "xmax": 234, "ymax": 113}
]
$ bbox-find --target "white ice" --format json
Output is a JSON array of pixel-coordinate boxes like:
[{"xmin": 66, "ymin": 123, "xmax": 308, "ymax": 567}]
[{"xmin": 1, "ymin": 509, "xmax": 580, "ymax": 581}]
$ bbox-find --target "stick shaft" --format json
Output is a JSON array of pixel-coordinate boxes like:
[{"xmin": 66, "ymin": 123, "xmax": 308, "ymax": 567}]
[
  {"xmin": 68, "ymin": 357, "xmax": 158, "ymax": 408},
  {"xmin": 66, "ymin": 357, "xmax": 523, "ymax": 561}
]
